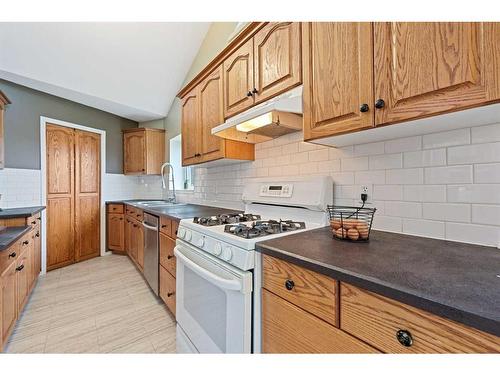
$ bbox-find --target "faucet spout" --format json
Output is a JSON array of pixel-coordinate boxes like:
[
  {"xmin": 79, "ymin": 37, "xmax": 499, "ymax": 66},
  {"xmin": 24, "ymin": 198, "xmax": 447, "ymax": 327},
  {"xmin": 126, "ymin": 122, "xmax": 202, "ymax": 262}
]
[{"xmin": 160, "ymin": 162, "xmax": 176, "ymax": 203}]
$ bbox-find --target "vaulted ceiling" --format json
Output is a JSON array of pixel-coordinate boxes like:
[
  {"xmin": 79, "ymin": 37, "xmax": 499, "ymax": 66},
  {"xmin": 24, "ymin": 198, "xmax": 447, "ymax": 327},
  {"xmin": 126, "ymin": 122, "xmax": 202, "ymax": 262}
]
[{"xmin": 0, "ymin": 22, "xmax": 211, "ymax": 121}]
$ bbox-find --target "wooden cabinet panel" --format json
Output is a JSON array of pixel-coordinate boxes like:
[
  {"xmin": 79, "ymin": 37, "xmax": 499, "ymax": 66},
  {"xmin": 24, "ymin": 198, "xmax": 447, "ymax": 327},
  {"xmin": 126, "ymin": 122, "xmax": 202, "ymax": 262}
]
[
  {"xmin": 124, "ymin": 218, "xmax": 132, "ymax": 257},
  {"xmin": 262, "ymin": 255, "xmax": 338, "ymax": 326},
  {"xmin": 303, "ymin": 22, "xmax": 374, "ymax": 141},
  {"xmin": 123, "ymin": 131, "xmax": 145, "ymax": 174},
  {"xmin": 0, "ymin": 241, "xmax": 18, "ymax": 275},
  {"xmin": 181, "ymin": 90, "xmax": 201, "ymax": 166},
  {"xmin": 144, "ymin": 129, "xmax": 165, "ymax": 175},
  {"xmin": 262, "ymin": 289, "xmax": 378, "ymax": 353},
  {"xmin": 33, "ymin": 228, "xmax": 41, "ymax": 278},
  {"xmin": 171, "ymin": 221, "xmax": 179, "ymax": 239},
  {"xmin": 341, "ymin": 283, "xmax": 500, "ymax": 353},
  {"xmin": 159, "ymin": 216, "xmax": 172, "ymax": 237},
  {"xmin": 129, "ymin": 220, "xmax": 138, "ymax": 263},
  {"xmin": 136, "ymin": 223, "xmax": 144, "ymax": 270},
  {"xmin": 16, "ymin": 245, "xmax": 32, "ymax": 314},
  {"xmin": 199, "ymin": 66, "xmax": 225, "ymax": 162},
  {"xmin": 46, "ymin": 197, "xmax": 74, "ymax": 270},
  {"xmin": 1, "ymin": 261, "xmax": 17, "ymax": 346},
  {"xmin": 223, "ymin": 38, "xmax": 255, "ymax": 117},
  {"xmin": 159, "ymin": 265, "xmax": 176, "ymax": 316},
  {"xmin": 46, "ymin": 124, "xmax": 74, "ymax": 195},
  {"xmin": 253, "ymin": 22, "xmax": 302, "ymax": 103},
  {"xmin": 107, "ymin": 204, "xmax": 124, "ymax": 214},
  {"xmin": 107, "ymin": 213, "xmax": 124, "ymax": 251},
  {"xmin": 374, "ymin": 22, "xmax": 500, "ymax": 125},
  {"xmin": 159, "ymin": 233, "xmax": 176, "ymax": 277}
]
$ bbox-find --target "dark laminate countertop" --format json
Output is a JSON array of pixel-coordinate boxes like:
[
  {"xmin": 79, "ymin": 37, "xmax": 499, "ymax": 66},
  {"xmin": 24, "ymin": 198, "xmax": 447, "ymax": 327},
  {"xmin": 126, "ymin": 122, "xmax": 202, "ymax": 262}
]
[
  {"xmin": 0, "ymin": 206, "xmax": 45, "ymax": 219},
  {"xmin": 106, "ymin": 200, "xmax": 242, "ymax": 221},
  {"xmin": 0, "ymin": 226, "xmax": 31, "ymax": 251},
  {"xmin": 256, "ymin": 227, "xmax": 500, "ymax": 337}
]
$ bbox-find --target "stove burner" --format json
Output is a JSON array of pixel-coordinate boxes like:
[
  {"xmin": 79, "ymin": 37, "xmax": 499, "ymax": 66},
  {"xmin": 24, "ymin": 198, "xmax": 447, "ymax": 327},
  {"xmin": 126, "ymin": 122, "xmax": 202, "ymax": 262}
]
[
  {"xmin": 193, "ymin": 213, "xmax": 261, "ymax": 226},
  {"xmin": 224, "ymin": 220, "xmax": 306, "ymax": 239}
]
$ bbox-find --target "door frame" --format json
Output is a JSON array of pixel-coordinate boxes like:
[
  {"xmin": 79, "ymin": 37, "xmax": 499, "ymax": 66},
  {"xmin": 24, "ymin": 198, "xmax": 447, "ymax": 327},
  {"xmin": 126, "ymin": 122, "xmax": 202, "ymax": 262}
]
[{"xmin": 39, "ymin": 116, "xmax": 106, "ymax": 274}]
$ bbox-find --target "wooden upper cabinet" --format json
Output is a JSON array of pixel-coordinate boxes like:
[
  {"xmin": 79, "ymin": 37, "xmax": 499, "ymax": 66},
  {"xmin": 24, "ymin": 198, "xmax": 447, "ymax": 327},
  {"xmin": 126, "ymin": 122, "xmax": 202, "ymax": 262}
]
[
  {"xmin": 181, "ymin": 89, "xmax": 201, "ymax": 165},
  {"xmin": 123, "ymin": 128, "xmax": 165, "ymax": 175},
  {"xmin": 374, "ymin": 22, "xmax": 500, "ymax": 125},
  {"xmin": 199, "ymin": 66, "xmax": 225, "ymax": 162},
  {"xmin": 253, "ymin": 22, "xmax": 302, "ymax": 104},
  {"xmin": 0, "ymin": 91, "xmax": 11, "ymax": 170},
  {"xmin": 223, "ymin": 38, "xmax": 255, "ymax": 118},
  {"xmin": 303, "ymin": 22, "xmax": 375, "ymax": 141}
]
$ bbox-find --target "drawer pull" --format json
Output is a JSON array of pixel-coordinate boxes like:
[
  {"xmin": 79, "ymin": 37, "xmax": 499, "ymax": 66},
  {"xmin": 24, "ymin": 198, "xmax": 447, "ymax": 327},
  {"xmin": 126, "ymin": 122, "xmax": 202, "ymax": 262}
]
[
  {"xmin": 9, "ymin": 252, "xmax": 17, "ymax": 258},
  {"xmin": 31, "ymin": 220, "xmax": 36, "ymax": 225},
  {"xmin": 396, "ymin": 329, "xmax": 413, "ymax": 347},
  {"xmin": 36, "ymin": 232, "xmax": 40, "ymax": 237},
  {"xmin": 16, "ymin": 264, "xmax": 24, "ymax": 272},
  {"xmin": 167, "ymin": 292, "xmax": 175, "ymax": 297},
  {"xmin": 161, "ymin": 225, "xmax": 167, "ymax": 228},
  {"xmin": 23, "ymin": 240, "xmax": 29, "ymax": 245},
  {"xmin": 167, "ymin": 255, "xmax": 174, "ymax": 260},
  {"xmin": 284, "ymin": 279, "xmax": 295, "ymax": 291}
]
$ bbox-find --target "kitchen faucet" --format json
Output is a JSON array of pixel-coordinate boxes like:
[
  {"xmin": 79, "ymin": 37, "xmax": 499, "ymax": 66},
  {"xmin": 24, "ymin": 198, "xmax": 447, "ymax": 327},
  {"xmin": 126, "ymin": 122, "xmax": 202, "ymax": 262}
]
[{"xmin": 160, "ymin": 162, "xmax": 176, "ymax": 203}]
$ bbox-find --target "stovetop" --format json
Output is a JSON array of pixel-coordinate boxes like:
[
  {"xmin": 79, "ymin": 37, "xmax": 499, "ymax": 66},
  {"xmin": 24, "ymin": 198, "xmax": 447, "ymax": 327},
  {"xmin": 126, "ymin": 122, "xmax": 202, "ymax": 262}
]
[
  {"xmin": 224, "ymin": 220, "xmax": 306, "ymax": 239},
  {"xmin": 193, "ymin": 213, "xmax": 261, "ymax": 226}
]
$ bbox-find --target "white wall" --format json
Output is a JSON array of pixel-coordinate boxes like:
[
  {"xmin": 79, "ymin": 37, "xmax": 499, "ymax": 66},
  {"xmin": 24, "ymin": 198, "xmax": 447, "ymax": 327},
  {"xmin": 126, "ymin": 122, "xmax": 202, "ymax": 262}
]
[{"xmin": 184, "ymin": 122, "xmax": 500, "ymax": 248}]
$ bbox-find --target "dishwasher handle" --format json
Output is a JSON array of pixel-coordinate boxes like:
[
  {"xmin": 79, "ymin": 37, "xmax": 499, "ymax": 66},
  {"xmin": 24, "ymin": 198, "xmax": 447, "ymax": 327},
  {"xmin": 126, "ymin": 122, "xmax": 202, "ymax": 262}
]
[
  {"xmin": 142, "ymin": 222, "xmax": 159, "ymax": 231},
  {"xmin": 174, "ymin": 246, "xmax": 242, "ymax": 291}
]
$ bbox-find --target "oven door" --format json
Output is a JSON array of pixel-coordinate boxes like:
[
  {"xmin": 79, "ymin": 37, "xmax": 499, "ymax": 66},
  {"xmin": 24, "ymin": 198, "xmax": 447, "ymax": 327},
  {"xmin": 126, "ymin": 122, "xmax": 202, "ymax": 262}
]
[{"xmin": 175, "ymin": 240, "xmax": 253, "ymax": 353}]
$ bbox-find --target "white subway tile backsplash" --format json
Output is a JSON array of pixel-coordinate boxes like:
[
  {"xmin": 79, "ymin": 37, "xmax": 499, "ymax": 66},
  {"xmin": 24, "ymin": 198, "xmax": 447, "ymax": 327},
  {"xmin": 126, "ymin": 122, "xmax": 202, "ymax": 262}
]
[
  {"xmin": 372, "ymin": 215, "xmax": 403, "ymax": 232},
  {"xmin": 369, "ymin": 153, "xmax": 402, "ymax": 170},
  {"xmin": 0, "ymin": 168, "xmax": 41, "ymax": 208},
  {"xmin": 474, "ymin": 163, "xmax": 500, "ymax": 183},
  {"xmin": 424, "ymin": 165, "xmax": 473, "ymax": 184},
  {"xmin": 445, "ymin": 222, "xmax": 500, "ymax": 247},
  {"xmin": 386, "ymin": 168, "xmax": 424, "ymax": 185},
  {"xmin": 447, "ymin": 184, "xmax": 500, "ymax": 204},
  {"xmin": 471, "ymin": 122, "xmax": 500, "ymax": 144},
  {"xmin": 403, "ymin": 219, "xmax": 445, "ymax": 239},
  {"xmin": 318, "ymin": 160, "xmax": 341, "ymax": 173},
  {"xmin": 331, "ymin": 172, "xmax": 355, "ymax": 185},
  {"xmin": 385, "ymin": 136, "xmax": 421, "ymax": 153},
  {"xmin": 423, "ymin": 203, "xmax": 470, "ymax": 223},
  {"xmin": 373, "ymin": 185, "xmax": 403, "ymax": 201},
  {"xmin": 448, "ymin": 142, "xmax": 500, "ymax": 165},
  {"xmin": 385, "ymin": 201, "xmax": 422, "ymax": 218},
  {"xmin": 471, "ymin": 205, "xmax": 500, "ymax": 226},
  {"xmin": 354, "ymin": 170, "xmax": 385, "ymax": 185},
  {"xmin": 354, "ymin": 142, "xmax": 385, "ymax": 156},
  {"xmin": 423, "ymin": 128, "xmax": 470, "ymax": 149},
  {"xmin": 403, "ymin": 149, "xmax": 446, "ymax": 168},
  {"xmin": 341, "ymin": 157, "xmax": 368, "ymax": 171},
  {"xmin": 403, "ymin": 185, "xmax": 447, "ymax": 202},
  {"xmin": 309, "ymin": 149, "xmax": 329, "ymax": 162}
]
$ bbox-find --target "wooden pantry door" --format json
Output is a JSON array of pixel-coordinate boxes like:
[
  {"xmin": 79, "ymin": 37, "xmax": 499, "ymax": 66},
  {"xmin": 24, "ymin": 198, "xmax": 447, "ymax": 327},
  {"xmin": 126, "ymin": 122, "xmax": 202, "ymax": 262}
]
[{"xmin": 46, "ymin": 124, "xmax": 101, "ymax": 271}]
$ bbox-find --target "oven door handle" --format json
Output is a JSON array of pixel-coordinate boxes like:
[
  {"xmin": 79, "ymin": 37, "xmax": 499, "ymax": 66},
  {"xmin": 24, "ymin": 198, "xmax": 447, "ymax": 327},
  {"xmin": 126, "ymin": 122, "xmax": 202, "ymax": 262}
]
[{"xmin": 174, "ymin": 246, "xmax": 242, "ymax": 291}]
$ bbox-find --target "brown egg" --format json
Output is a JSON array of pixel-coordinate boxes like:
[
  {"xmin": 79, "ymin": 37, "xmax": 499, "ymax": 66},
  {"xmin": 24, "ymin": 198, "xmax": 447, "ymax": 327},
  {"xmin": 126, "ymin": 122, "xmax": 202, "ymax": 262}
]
[
  {"xmin": 330, "ymin": 219, "xmax": 341, "ymax": 230},
  {"xmin": 356, "ymin": 222, "xmax": 369, "ymax": 239},
  {"xmin": 347, "ymin": 228, "xmax": 360, "ymax": 241},
  {"xmin": 341, "ymin": 219, "xmax": 356, "ymax": 230},
  {"xmin": 335, "ymin": 228, "xmax": 347, "ymax": 239}
]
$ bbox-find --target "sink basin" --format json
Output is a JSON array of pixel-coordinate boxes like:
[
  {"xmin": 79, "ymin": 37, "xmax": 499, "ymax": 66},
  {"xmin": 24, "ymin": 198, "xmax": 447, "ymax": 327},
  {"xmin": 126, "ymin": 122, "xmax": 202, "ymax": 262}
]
[{"xmin": 134, "ymin": 201, "xmax": 187, "ymax": 208}]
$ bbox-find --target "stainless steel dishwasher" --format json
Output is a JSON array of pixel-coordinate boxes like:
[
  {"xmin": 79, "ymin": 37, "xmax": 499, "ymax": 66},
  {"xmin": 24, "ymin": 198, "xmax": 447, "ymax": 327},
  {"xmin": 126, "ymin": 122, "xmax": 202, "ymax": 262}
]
[{"xmin": 142, "ymin": 212, "xmax": 160, "ymax": 295}]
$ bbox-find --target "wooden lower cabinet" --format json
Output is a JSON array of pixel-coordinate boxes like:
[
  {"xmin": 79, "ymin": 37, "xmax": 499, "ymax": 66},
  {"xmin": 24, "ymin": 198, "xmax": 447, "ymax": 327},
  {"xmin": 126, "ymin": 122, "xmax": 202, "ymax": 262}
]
[
  {"xmin": 1, "ymin": 261, "xmax": 17, "ymax": 348},
  {"xmin": 159, "ymin": 233, "xmax": 176, "ymax": 277},
  {"xmin": 107, "ymin": 213, "xmax": 125, "ymax": 252},
  {"xmin": 262, "ymin": 289, "xmax": 377, "ymax": 353},
  {"xmin": 341, "ymin": 283, "xmax": 500, "ymax": 353},
  {"xmin": 159, "ymin": 265, "xmax": 176, "ymax": 316}
]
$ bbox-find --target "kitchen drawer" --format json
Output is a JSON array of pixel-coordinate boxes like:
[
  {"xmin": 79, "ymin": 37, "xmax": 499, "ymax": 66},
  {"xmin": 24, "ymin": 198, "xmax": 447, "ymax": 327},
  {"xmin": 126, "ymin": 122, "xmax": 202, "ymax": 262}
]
[
  {"xmin": 159, "ymin": 265, "xmax": 176, "ymax": 316},
  {"xmin": 262, "ymin": 255, "xmax": 338, "ymax": 326},
  {"xmin": 160, "ymin": 216, "xmax": 172, "ymax": 237},
  {"xmin": 26, "ymin": 213, "xmax": 40, "ymax": 229},
  {"xmin": 171, "ymin": 220, "xmax": 179, "ymax": 239},
  {"xmin": 125, "ymin": 205, "xmax": 136, "ymax": 217},
  {"xmin": 125, "ymin": 205, "xmax": 143, "ymax": 222},
  {"xmin": 340, "ymin": 283, "xmax": 500, "ymax": 353},
  {"xmin": 0, "ymin": 241, "xmax": 19, "ymax": 274},
  {"xmin": 107, "ymin": 204, "xmax": 124, "ymax": 214},
  {"xmin": 159, "ymin": 233, "xmax": 176, "ymax": 277},
  {"xmin": 262, "ymin": 289, "xmax": 378, "ymax": 353}
]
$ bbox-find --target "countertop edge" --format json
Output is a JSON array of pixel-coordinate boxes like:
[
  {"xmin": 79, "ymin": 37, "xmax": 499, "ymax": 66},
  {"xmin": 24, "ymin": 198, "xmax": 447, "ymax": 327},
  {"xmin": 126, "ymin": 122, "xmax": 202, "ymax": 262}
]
[
  {"xmin": 0, "ymin": 206, "xmax": 46, "ymax": 219},
  {"xmin": 256, "ymin": 243, "xmax": 500, "ymax": 338},
  {"xmin": 0, "ymin": 226, "xmax": 32, "ymax": 251}
]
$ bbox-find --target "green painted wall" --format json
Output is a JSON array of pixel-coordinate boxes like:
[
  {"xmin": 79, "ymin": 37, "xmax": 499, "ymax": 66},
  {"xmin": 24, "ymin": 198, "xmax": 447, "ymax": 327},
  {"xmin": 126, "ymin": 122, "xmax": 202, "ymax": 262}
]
[{"xmin": 0, "ymin": 79, "xmax": 138, "ymax": 173}]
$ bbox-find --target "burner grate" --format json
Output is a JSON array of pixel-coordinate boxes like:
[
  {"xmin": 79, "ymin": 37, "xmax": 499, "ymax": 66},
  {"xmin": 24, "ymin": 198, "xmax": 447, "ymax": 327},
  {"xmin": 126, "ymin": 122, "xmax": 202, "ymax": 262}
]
[
  {"xmin": 224, "ymin": 219, "xmax": 306, "ymax": 239},
  {"xmin": 193, "ymin": 213, "xmax": 261, "ymax": 226}
]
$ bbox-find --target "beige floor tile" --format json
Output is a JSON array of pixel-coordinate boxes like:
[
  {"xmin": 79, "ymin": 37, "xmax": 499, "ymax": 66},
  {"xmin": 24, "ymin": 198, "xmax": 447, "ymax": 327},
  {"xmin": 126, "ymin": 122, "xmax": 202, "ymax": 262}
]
[
  {"xmin": 109, "ymin": 336, "xmax": 155, "ymax": 354},
  {"xmin": 45, "ymin": 330, "xmax": 99, "ymax": 354},
  {"xmin": 149, "ymin": 325, "xmax": 177, "ymax": 353},
  {"xmin": 5, "ymin": 330, "xmax": 48, "ymax": 353}
]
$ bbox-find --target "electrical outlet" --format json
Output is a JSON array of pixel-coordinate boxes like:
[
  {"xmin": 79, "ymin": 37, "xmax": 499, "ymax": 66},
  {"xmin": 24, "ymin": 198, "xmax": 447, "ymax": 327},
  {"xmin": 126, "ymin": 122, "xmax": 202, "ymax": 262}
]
[{"xmin": 358, "ymin": 185, "xmax": 372, "ymax": 204}]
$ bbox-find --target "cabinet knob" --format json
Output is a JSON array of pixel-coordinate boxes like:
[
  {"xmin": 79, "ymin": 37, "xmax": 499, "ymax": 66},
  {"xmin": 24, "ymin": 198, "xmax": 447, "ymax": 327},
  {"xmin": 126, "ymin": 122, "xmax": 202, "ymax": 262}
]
[
  {"xmin": 167, "ymin": 255, "xmax": 174, "ymax": 260},
  {"xmin": 375, "ymin": 99, "xmax": 385, "ymax": 109},
  {"xmin": 8, "ymin": 252, "xmax": 16, "ymax": 258},
  {"xmin": 16, "ymin": 264, "xmax": 24, "ymax": 272},
  {"xmin": 161, "ymin": 225, "xmax": 167, "ymax": 228},
  {"xmin": 396, "ymin": 329, "xmax": 413, "ymax": 347},
  {"xmin": 35, "ymin": 232, "xmax": 40, "ymax": 237},
  {"xmin": 23, "ymin": 240, "xmax": 29, "ymax": 245},
  {"xmin": 252, "ymin": 88, "xmax": 258, "ymax": 94},
  {"xmin": 167, "ymin": 292, "xmax": 175, "ymax": 297},
  {"xmin": 360, "ymin": 103, "xmax": 370, "ymax": 113},
  {"xmin": 284, "ymin": 279, "xmax": 295, "ymax": 291},
  {"xmin": 246, "ymin": 91, "xmax": 253, "ymax": 97},
  {"xmin": 31, "ymin": 220, "xmax": 36, "ymax": 225}
]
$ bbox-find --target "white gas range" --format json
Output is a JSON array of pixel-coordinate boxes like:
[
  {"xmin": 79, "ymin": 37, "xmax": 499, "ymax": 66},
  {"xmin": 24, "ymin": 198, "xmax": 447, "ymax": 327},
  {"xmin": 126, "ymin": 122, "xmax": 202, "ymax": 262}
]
[{"xmin": 174, "ymin": 176, "xmax": 333, "ymax": 354}]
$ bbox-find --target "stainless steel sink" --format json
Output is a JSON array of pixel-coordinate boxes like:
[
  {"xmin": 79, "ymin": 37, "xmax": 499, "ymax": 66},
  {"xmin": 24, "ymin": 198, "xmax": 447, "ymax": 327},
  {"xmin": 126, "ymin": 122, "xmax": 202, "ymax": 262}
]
[{"xmin": 134, "ymin": 201, "xmax": 187, "ymax": 208}]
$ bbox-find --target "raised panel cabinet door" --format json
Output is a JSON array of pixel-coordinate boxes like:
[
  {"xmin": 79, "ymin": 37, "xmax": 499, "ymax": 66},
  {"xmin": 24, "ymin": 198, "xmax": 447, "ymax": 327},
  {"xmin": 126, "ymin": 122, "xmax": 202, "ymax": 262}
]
[
  {"xmin": 46, "ymin": 124, "xmax": 74, "ymax": 195},
  {"xmin": 181, "ymin": 90, "xmax": 201, "ymax": 166},
  {"xmin": 75, "ymin": 130, "xmax": 101, "ymax": 262},
  {"xmin": 130, "ymin": 221, "xmax": 139, "ymax": 263},
  {"xmin": 34, "ymin": 228, "xmax": 41, "ymax": 277},
  {"xmin": 124, "ymin": 218, "xmax": 132, "ymax": 256},
  {"xmin": 46, "ymin": 197, "xmax": 74, "ymax": 270},
  {"xmin": 374, "ymin": 22, "xmax": 500, "ymax": 125},
  {"xmin": 107, "ymin": 213, "xmax": 125, "ymax": 251},
  {"xmin": 123, "ymin": 131, "xmax": 146, "ymax": 174},
  {"xmin": 253, "ymin": 22, "xmax": 302, "ymax": 104},
  {"xmin": 1, "ymin": 261, "xmax": 17, "ymax": 345},
  {"xmin": 16, "ymin": 248, "xmax": 31, "ymax": 313},
  {"xmin": 159, "ymin": 265, "xmax": 176, "ymax": 316},
  {"xmin": 136, "ymin": 224, "xmax": 144, "ymax": 270},
  {"xmin": 302, "ymin": 23, "xmax": 375, "ymax": 141},
  {"xmin": 199, "ymin": 65, "xmax": 225, "ymax": 162},
  {"xmin": 223, "ymin": 38, "xmax": 255, "ymax": 118}
]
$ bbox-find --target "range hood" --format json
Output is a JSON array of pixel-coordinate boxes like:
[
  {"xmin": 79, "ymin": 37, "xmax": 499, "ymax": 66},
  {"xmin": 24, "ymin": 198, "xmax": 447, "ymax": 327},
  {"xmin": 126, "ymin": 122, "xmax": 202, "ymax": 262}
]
[{"xmin": 212, "ymin": 86, "xmax": 303, "ymax": 144}]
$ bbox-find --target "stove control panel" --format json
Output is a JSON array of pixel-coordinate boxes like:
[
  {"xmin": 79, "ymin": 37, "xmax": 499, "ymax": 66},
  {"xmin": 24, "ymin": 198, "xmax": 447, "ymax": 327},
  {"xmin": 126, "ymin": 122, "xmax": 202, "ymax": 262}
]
[{"xmin": 259, "ymin": 183, "xmax": 293, "ymax": 198}]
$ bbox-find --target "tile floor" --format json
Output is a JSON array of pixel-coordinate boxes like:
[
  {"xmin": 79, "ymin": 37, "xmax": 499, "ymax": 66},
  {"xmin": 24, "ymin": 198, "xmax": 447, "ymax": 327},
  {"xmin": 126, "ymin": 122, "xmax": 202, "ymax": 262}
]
[{"xmin": 5, "ymin": 254, "xmax": 176, "ymax": 353}]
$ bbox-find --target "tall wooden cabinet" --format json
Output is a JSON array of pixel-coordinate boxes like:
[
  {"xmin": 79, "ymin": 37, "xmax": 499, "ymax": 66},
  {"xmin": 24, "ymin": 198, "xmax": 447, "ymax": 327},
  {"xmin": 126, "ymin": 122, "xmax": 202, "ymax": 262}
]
[
  {"xmin": 303, "ymin": 22, "xmax": 500, "ymax": 141},
  {"xmin": 181, "ymin": 89, "xmax": 201, "ymax": 166},
  {"xmin": 123, "ymin": 128, "xmax": 165, "ymax": 175},
  {"xmin": 0, "ymin": 91, "xmax": 11, "ymax": 170}
]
